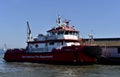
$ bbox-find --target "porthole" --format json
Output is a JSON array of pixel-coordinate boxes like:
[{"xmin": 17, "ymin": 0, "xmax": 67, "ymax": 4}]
[{"xmin": 35, "ymin": 44, "xmax": 38, "ymax": 48}]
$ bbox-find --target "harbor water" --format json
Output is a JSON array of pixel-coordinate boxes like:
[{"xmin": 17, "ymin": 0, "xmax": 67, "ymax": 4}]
[{"xmin": 0, "ymin": 51, "xmax": 120, "ymax": 77}]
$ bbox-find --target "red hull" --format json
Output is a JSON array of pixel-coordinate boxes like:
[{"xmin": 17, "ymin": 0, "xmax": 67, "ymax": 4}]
[
  {"xmin": 4, "ymin": 52, "xmax": 96, "ymax": 64},
  {"xmin": 4, "ymin": 46, "xmax": 101, "ymax": 64}
]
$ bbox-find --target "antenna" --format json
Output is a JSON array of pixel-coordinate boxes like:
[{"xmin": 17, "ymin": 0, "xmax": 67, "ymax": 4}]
[
  {"xmin": 64, "ymin": 19, "xmax": 70, "ymax": 25},
  {"xmin": 56, "ymin": 15, "xmax": 62, "ymax": 26},
  {"xmin": 58, "ymin": 15, "xmax": 61, "ymax": 24}
]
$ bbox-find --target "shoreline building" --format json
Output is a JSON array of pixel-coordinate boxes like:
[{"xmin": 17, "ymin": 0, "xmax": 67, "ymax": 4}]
[{"xmin": 85, "ymin": 38, "xmax": 120, "ymax": 46}]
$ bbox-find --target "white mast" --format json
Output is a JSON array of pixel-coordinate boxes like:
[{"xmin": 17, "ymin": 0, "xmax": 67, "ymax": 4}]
[
  {"xmin": 27, "ymin": 21, "xmax": 33, "ymax": 42},
  {"xmin": 88, "ymin": 34, "xmax": 94, "ymax": 44}
]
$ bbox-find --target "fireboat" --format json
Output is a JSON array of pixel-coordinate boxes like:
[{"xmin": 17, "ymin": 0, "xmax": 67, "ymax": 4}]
[{"xmin": 4, "ymin": 16, "xmax": 101, "ymax": 64}]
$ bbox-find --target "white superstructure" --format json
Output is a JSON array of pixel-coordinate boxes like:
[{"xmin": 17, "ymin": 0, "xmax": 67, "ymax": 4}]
[{"xmin": 27, "ymin": 16, "xmax": 80, "ymax": 52}]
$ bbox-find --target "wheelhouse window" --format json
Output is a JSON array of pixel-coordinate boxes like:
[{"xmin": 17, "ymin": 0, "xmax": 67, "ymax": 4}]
[
  {"xmin": 65, "ymin": 31, "xmax": 69, "ymax": 35},
  {"xmin": 64, "ymin": 31, "xmax": 79, "ymax": 35},
  {"xmin": 47, "ymin": 32, "xmax": 56, "ymax": 36},
  {"xmin": 69, "ymin": 31, "xmax": 73, "ymax": 35},
  {"xmin": 51, "ymin": 32, "xmax": 55, "ymax": 35},
  {"xmin": 58, "ymin": 31, "xmax": 64, "ymax": 35},
  {"xmin": 75, "ymin": 32, "xmax": 79, "ymax": 35}
]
